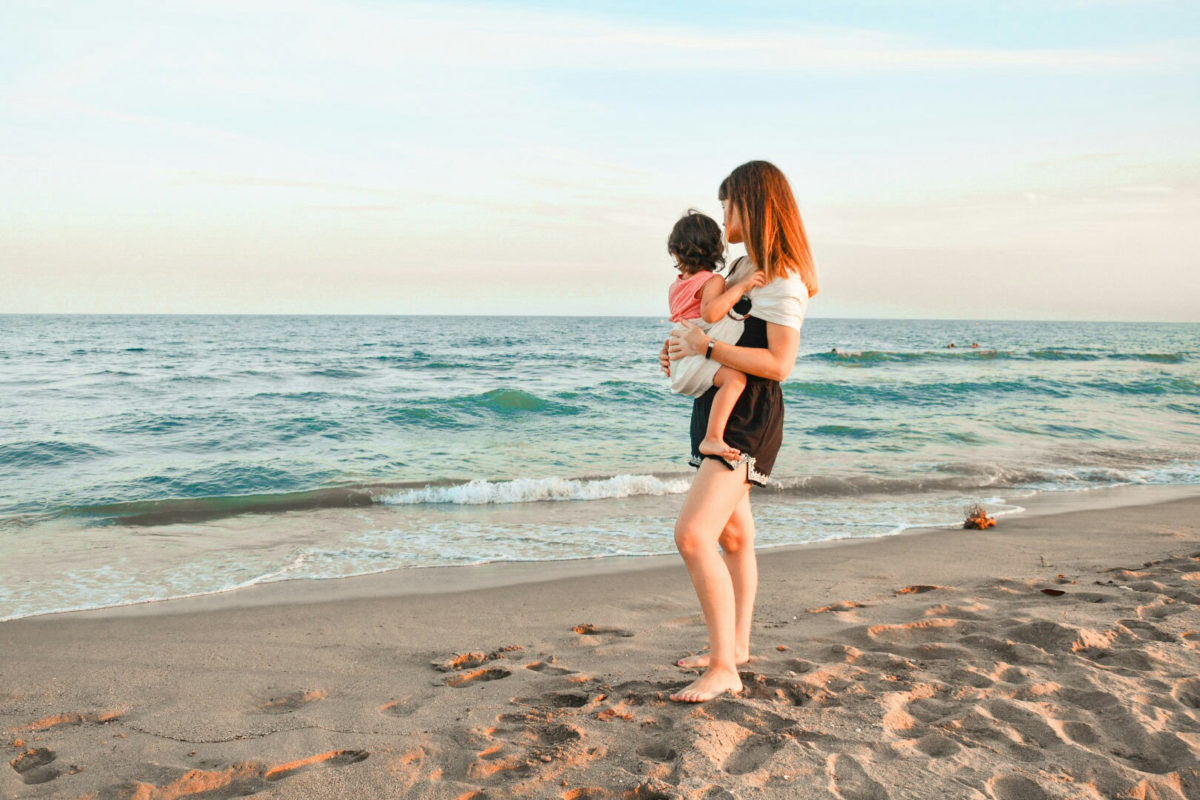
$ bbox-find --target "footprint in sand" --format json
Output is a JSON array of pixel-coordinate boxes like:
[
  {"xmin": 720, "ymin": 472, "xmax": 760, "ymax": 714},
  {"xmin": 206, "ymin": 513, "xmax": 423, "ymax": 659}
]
[
  {"xmin": 828, "ymin": 754, "xmax": 888, "ymax": 800},
  {"xmin": 433, "ymin": 651, "xmax": 492, "ymax": 671},
  {"xmin": 24, "ymin": 710, "xmax": 122, "ymax": 732},
  {"xmin": 563, "ymin": 789, "xmax": 611, "ymax": 800},
  {"xmin": 535, "ymin": 723, "xmax": 583, "ymax": 747},
  {"xmin": 445, "ymin": 667, "xmax": 512, "ymax": 687},
  {"xmin": 986, "ymin": 700, "xmax": 1061, "ymax": 748},
  {"xmin": 101, "ymin": 751, "xmax": 369, "ymax": 798},
  {"xmin": 379, "ymin": 695, "xmax": 419, "ymax": 717},
  {"xmin": 1173, "ymin": 677, "xmax": 1200, "ymax": 709},
  {"xmin": 896, "ymin": 585, "xmax": 944, "ymax": 595},
  {"xmin": 257, "ymin": 689, "xmax": 326, "ymax": 714},
  {"xmin": 636, "ymin": 741, "xmax": 678, "ymax": 763},
  {"xmin": 706, "ymin": 696, "xmax": 797, "ymax": 733},
  {"xmin": 988, "ymin": 774, "xmax": 1050, "ymax": 800},
  {"xmin": 808, "ymin": 600, "xmax": 869, "ymax": 614},
  {"xmin": 572, "ymin": 622, "xmax": 635, "ymax": 639},
  {"xmin": 628, "ymin": 777, "xmax": 679, "ymax": 799},
  {"xmin": 545, "ymin": 692, "xmax": 592, "ymax": 708},
  {"xmin": 525, "ymin": 658, "xmax": 576, "ymax": 676},
  {"xmin": 723, "ymin": 733, "xmax": 787, "ymax": 776},
  {"xmin": 1060, "ymin": 720, "xmax": 1100, "ymax": 745},
  {"xmin": 10, "ymin": 747, "xmax": 60, "ymax": 785},
  {"xmin": 265, "ymin": 749, "xmax": 369, "ymax": 782},
  {"xmin": 785, "ymin": 657, "xmax": 816, "ymax": 673},
  {"xmin": 514, "ymin": 690, "xmax": 594, "ymax": 710},
  {"xmin": 477, "ymin": 722, "xmax": 593, "ymax": 783},
  {"xmin": 738, "ymin": 671, "xmax": 807, "ymax": 707},
  {"xmin": 432, "ymin": 645, "xmax": 524, "ymax": 673},
  {"xmin": 604, "ymin": 679, "xmax": 690, "ymax": 707},
  {"xmin": 1117, "ymin": 617, "xmax": 1176, "ymax": 642},
  {"xmin": 913, "ymin": 733, "xmax": 960, "ymax": 758}
]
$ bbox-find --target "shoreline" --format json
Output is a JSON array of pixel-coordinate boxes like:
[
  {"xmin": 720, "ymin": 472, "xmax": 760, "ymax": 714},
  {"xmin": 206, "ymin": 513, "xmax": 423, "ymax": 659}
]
[{"xmin": 8, "ymin": 481, "xmax": 1198, "ymax": 625}]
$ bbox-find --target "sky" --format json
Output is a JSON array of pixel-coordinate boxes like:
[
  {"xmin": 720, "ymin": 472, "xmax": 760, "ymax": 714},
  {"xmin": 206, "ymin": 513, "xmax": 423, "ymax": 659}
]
[{"xmin": 2, "ymin": 0, "xmax": 1198, "ymax": 319}]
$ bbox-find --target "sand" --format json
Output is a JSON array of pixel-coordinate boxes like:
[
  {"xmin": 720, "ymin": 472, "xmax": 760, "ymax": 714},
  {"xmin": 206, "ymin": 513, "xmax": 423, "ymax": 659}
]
[{"xmin": 2, "ymin": 489, "xmax": 1199, "ymax": 799}]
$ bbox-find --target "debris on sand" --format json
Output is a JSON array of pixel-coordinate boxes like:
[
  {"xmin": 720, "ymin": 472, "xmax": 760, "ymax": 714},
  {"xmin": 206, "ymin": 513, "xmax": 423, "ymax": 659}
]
[{"xmin": 963, "ymin": 503, "xmax": 996, "ymax": 530}]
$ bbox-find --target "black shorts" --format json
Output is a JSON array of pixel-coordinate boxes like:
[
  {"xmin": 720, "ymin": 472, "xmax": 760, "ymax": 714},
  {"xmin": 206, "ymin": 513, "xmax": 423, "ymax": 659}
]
[{"xmin": 688, "ymin": 315, "xmax": 784, "ymax": 487}]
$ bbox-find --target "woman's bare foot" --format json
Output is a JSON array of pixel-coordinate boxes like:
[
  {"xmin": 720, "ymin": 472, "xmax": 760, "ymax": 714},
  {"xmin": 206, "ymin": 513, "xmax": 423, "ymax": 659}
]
[
  {"xmin": 676, "ymin": 650, "xmax": 749, "ymax": 669},
  {"xmin": 669, "ymin": 667, "xmax": 743, "ymax": 703},
  {"xmin": 698, "ymin": 436, "xmax": 740, "ymax": 461}
]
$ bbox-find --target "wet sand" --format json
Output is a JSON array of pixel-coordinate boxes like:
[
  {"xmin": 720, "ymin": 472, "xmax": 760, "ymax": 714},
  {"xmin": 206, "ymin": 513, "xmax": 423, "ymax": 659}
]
[{"xmin": 3, "ymin": 489, "xmax": 1199, "ymax": 799}]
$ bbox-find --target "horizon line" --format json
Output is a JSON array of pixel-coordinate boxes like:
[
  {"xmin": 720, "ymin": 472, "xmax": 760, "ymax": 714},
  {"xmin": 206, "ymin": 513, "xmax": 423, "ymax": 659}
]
[{"xmin": 2, "ymin": 312, "xmax": 1197, "ymax": 325}]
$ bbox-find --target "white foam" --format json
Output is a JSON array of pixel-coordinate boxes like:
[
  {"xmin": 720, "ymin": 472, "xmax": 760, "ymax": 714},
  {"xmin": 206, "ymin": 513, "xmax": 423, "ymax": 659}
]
[{"xmin": 376, "ymin": 474, "xmax": 691, "ymax": 505}]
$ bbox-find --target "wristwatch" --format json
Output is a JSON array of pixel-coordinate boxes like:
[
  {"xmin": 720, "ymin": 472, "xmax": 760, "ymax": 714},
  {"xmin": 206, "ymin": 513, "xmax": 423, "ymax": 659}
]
[{"xmin": 705, "ymin": 339, "xmax": 716, "ymax": 360}]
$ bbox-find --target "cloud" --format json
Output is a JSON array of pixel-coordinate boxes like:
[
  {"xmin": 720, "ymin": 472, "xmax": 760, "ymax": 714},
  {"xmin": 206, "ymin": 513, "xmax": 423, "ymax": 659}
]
[
  {"xmin": 231, "ymin": 1, "xmax": 1197, "ymax": 74},
  {"xmin": 5, "ymin": 0, "xmax": 1194, "ymax": 119}
]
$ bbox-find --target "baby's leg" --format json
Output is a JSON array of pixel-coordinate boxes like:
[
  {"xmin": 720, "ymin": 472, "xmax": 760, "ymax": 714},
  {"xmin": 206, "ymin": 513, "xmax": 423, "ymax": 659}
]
[{"xmin": 698, "ymin": 367, "xmax": 747, "ymax": 460}]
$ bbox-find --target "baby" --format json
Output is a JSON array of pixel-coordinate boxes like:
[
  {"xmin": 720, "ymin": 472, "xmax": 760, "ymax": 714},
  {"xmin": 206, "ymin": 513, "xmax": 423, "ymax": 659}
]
[{"xmin": 666, "ymin": 210, "xmax": 765, "ymax": 460}]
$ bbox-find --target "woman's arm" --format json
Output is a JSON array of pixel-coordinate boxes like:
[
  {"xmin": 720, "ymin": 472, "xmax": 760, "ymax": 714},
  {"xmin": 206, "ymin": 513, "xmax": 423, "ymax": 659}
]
[{"xmin": 669, "ymin": 319, "xmax": 800, "ymax": 382}]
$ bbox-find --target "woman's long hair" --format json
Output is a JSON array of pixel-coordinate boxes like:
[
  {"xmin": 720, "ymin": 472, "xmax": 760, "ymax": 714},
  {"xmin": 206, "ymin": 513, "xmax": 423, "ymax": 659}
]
[{"xmin": 719, "ymin": 161, "xmax": 818, "ymax": 297}]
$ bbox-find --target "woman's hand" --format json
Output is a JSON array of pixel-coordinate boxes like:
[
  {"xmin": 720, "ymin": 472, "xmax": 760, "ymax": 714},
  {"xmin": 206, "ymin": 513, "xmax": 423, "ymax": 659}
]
[
  {"xmin": 668, "ymin": 320, "xmax": 710, "ymax": 361},
  {"xmin": 659, "ymin": 339, "xmax": 671, "ymax": 376}
]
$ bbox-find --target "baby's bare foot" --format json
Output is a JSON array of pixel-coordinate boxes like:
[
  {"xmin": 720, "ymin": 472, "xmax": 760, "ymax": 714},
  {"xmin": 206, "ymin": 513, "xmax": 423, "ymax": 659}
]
[
  {"xmin": 698, "ymin": 436, "xmax": 740, "ymax": 461},
  {"xmin": 669, "ymin": 667, "xmax": 743, "ymax": 703},
  {"xmin": 677, "ymin": 651, "xmax": 749, "ymax": 670}
]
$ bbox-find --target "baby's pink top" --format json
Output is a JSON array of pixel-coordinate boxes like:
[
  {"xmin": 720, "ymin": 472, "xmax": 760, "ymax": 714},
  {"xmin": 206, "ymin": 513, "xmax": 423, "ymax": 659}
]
[{"xmin": 668, "ymin": 270, "xmax": 715, "ymax": 323}]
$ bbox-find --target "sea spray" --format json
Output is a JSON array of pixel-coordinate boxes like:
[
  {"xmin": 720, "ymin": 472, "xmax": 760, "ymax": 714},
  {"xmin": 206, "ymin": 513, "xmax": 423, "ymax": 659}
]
[{"xmin": 377, "ymin": 474, "xmax": 690, "ymax": 505}]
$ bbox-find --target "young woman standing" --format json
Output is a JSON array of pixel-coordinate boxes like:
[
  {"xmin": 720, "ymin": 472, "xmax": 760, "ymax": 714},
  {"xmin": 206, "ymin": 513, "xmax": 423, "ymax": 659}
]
[{"xmin": 661, "ymin": 160, "xmax": 818, "ymax": 703}]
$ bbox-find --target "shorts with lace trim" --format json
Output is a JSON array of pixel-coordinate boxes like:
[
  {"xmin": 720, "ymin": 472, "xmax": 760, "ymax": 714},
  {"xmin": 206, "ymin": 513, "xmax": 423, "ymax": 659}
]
[{"xmin": 688, "ymin": 375, "xmax": 783, "ymax": 488}]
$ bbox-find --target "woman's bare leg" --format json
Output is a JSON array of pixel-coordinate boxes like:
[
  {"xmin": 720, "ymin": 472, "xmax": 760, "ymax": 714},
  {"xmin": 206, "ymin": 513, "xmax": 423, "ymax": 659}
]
[
  {"xmin": 676, "ymin": 490, "xmax": 756, "ymax": 669},
  {"xmin": 669, "ymin": 458, "xmax": 752, "ymax": 702}
]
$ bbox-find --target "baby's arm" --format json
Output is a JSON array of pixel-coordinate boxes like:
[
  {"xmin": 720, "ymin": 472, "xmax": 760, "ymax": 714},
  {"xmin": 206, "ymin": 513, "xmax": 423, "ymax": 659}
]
[{"xmin": 699, "ymin": 271, "xmax": 764, "ymax": 323}]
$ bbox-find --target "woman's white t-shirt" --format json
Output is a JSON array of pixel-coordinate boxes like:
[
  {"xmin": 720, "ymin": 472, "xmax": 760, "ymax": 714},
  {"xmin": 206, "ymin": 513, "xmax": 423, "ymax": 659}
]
[{"xmin": 746, "ymin": 264, "xmax": 809, "ymax": 333}]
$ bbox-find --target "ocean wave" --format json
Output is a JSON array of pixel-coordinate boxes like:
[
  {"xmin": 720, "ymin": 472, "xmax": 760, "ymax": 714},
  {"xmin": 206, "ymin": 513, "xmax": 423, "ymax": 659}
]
[
  {"xmin": 768, "ymin": 461, "xmax": 1200, "ymax": 496},
  {"xmin": 68, "ymin": 484, "xmax": 380, "ymax": 526},
  {"xmin": 783, "ymin": 374, "xmax": 1196, "ymax": 404},
  {"xmin": 1083, "ymin": 377, "xmax": 1199, "ymax": 395},
  {"xmin": 377, "ymin": 474, "xmax": 691, "ymax": 505},
  {"xmin": 783, "ymin": 379, "xmax": 1072, "ymax": 404},
  {"xmin": 810, "ymin": 349, "xmax": 1004, "ymax": 363},
  {"xmin": 0, "ymin": 440, "xmax": 113, "ymax": 469},
  {"xmin": 305, "ymin": 367, "xmax": 371, "ymax": 379},
  {"xmin": 370, "ymin": 388, "xmax": 583, "ymax": 429},
  {"xmin": 33, "ymin": 455, "xmax": 1200, "ymax": 530},
  {"xmin": 807, "ymin": 349, "xmax": 1188, "ymax": 365},
  {"xmin": 444, "ymin": 388, "xmax": 581, "ymax": 416},
  {"xmin": 57, "ymin": 473, "xmax": 691, "ymax": 525},
  {"xmin": 558, "ymin": 381, "xmax": 672, "ymax": 404},
  {"xmin": 807, "ymin": 424, "xmax": 882, "ymax": 439},
  {"xmin": 1107, "ymin": 353, "xmax": 1185, "ymax": 363}
]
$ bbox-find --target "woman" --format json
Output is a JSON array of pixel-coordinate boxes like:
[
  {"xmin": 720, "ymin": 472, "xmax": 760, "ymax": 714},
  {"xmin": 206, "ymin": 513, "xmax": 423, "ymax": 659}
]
[{"xmin": 660, "ymin": 160, "xmax": 818, "ymax": 703}]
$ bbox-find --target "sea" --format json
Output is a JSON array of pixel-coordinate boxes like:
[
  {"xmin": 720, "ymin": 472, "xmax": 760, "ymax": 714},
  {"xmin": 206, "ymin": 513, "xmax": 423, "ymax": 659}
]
[{"xmin": 2, "ymin": 315, "xmax": 1198, "ymax": 621}]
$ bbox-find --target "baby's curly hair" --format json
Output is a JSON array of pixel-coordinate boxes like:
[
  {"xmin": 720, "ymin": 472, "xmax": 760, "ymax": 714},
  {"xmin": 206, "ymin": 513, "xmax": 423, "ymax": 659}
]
[{"xmin": 668, "ymin": 210, "xmax": 725, "ymax": 275}]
